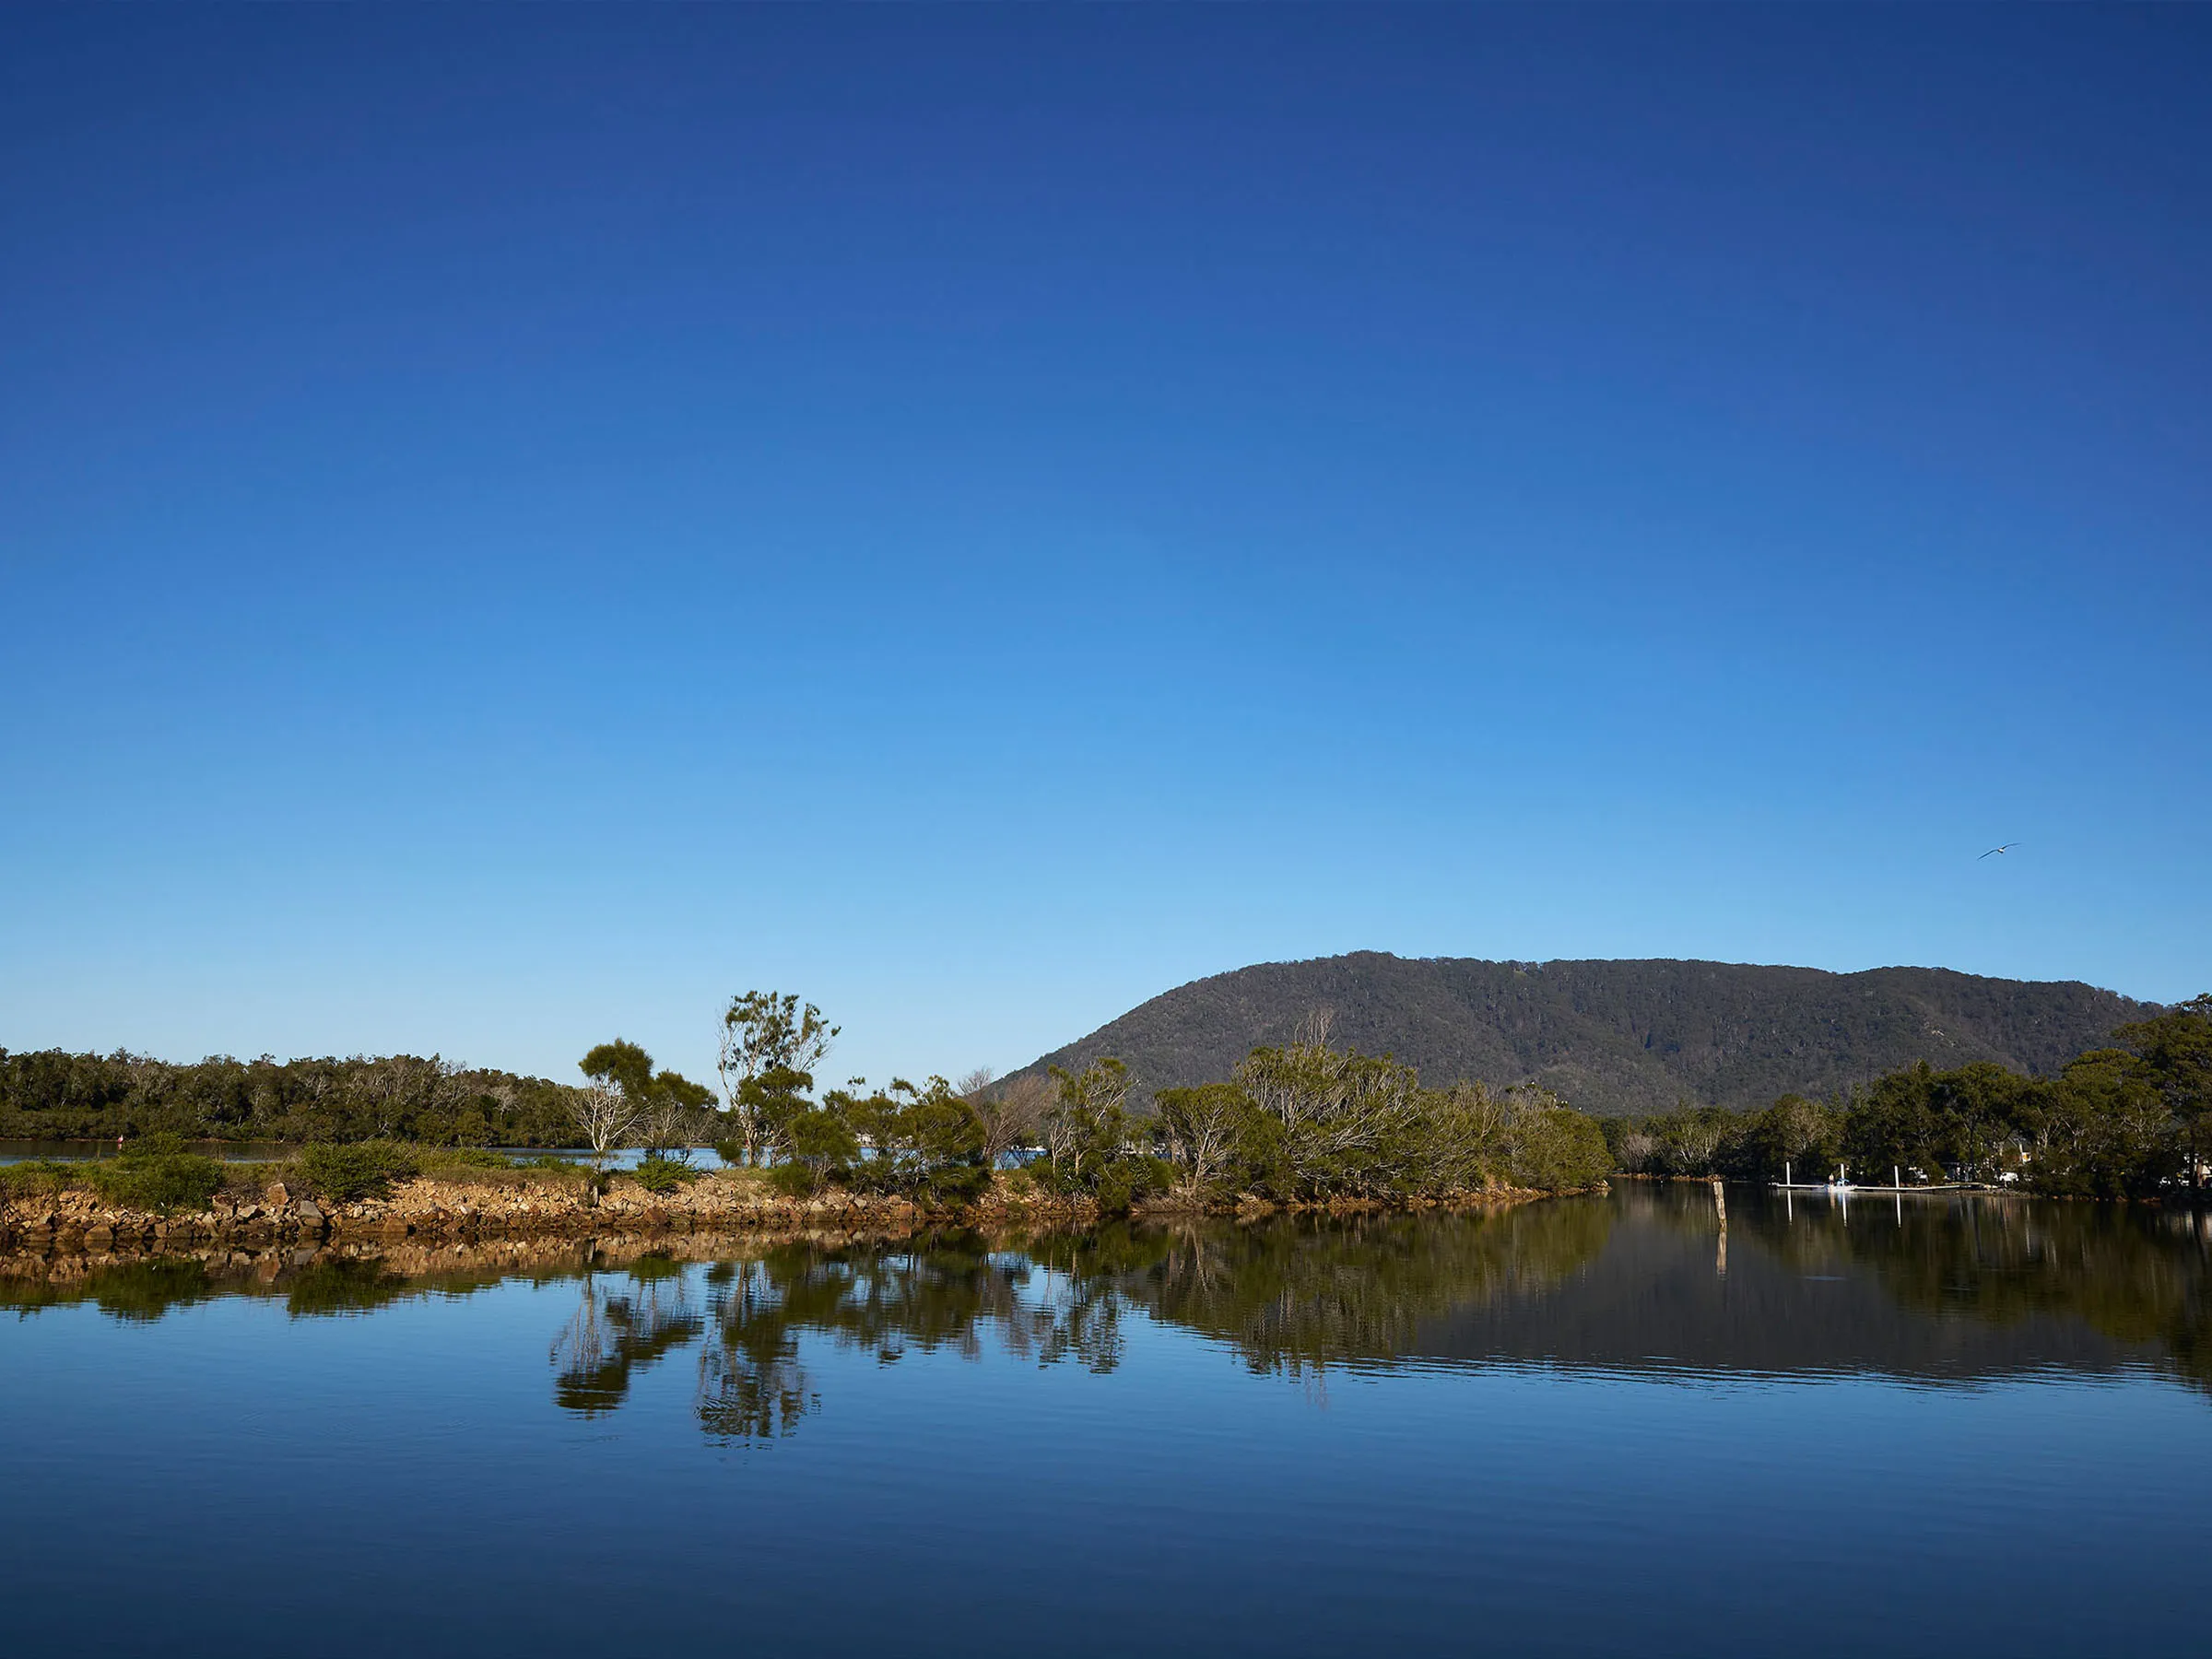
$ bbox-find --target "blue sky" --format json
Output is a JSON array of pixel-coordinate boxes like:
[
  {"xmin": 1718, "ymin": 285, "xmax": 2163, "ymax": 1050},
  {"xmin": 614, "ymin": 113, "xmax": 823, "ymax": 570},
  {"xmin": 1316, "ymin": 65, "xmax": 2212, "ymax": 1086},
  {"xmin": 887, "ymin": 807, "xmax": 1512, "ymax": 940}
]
[{"xmin": 3, "ymin": 6, "xmax": 2206, "ymax": 1090}]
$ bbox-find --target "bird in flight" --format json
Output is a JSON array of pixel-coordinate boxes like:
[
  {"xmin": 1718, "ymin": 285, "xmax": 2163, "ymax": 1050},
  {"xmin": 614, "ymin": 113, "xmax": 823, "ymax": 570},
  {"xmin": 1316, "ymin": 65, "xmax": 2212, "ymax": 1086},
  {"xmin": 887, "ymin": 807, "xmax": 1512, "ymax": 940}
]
[{"xmin": 1978, "ymin": 843, "xmax": 2019, "ymax": 859}]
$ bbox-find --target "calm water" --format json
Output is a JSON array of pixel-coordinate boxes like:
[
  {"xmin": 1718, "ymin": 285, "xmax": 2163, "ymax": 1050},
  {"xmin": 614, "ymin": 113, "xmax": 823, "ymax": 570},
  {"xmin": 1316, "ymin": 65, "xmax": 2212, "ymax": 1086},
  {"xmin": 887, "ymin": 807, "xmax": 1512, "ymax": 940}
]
[{"xmin": 5, "ymin": 1185, "xmax": 2208, "ymax": 1657}]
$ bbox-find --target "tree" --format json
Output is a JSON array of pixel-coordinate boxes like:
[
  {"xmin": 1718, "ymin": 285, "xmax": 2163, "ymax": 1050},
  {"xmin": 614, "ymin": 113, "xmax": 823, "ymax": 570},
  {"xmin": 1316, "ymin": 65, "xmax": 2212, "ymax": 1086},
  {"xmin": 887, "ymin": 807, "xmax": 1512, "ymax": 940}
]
[
  {"xmin": 962, "ymin": 1069, "xmax": 1051, "ymax": 1173},
  {"xmin": 568, "ymin": 1080, "xmax": 638, "ymax": 1169},
  {"xmin": 1233, "ymin": 1024, "xmax": 1425, "ymax": 1198},
  {"xmin": 1498, "ymin": 1088, "xmax": 1613, "ymax": 1192},
  {"xmin": 1844, "ymin": 1065, "xmax": 1942, "ymax": 1180},
  {"xmin": 2116, "ymin": 994, "xmax": 2212, "ymax": 1192},
  {"xmin": 2031, "ymin": 1048, "xmax": 2177, "ymax": 1199},
  {"xmin": 717, "ymin": 992, "xmax": 838, "ymax": 1167},
  {"xmin": 1041, "ymin": 1058, "xmax": 1134, "ymax": 1193},
  {"xmin": 636, "ymin": 1072, "xmax": 717, "ymax": 1159},
  {"xmin": 830, "ymin": 1077, "xmax": 990, "ymax": 1203},
  {"xmin": 772, "ymin": 1102, "xmax": 861, "ymax": 1196},
  {"xmin": 579, "ymin": 1040, "xmax": 714, "ymax": 1164},
  {"xmin": 1650, "ymin": 1104, "xmax": 1734, "ymax": 1177},
  {"xmin": 1746, "ymin": 1094, "xmax": 1840, "ymax": 1179},
  {"xmin": 1151, "ymin": 1083, "xmax": 1253, "ymax": 1202}
]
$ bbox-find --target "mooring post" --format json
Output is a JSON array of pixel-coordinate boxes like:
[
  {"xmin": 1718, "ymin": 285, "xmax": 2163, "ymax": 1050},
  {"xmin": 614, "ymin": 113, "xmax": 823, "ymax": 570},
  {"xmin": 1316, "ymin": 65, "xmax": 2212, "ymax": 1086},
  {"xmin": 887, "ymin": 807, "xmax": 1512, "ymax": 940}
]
[{"xmin": 1712, "ymin": 1175, "xmax": 1727, "ymax": 1276}]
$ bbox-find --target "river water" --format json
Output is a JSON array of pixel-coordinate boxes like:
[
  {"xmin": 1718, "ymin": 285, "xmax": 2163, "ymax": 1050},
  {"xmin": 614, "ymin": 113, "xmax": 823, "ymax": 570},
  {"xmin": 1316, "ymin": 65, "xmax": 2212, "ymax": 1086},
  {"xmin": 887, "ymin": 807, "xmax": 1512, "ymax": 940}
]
[{"xmin": 4, "ymin": 1183, "xmax": 2207, "ymax": 1656}]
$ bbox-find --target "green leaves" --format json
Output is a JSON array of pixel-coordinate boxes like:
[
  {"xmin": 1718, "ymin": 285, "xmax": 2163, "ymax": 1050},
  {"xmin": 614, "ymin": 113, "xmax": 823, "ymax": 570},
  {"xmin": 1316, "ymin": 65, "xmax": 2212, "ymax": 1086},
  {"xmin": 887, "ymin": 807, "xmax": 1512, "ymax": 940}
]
[
  {"xmin": 577, "ymin": 1039, "xmax": 715, "ymax": 1158},
  {"xmin": 717, "ymin": 992, "xmax": 840, "ymax": 1166},
  {"xmin": 298, "ymin": 1140, "xmax": 420, "ymax": 1202},
  {"xmin": 82, "ymin": 1146, "xmax": 226, "ymax": 1214},
  {"xmin": 1040, "ymin": 1060, "xmax": 1151, "ymax": 1205}
]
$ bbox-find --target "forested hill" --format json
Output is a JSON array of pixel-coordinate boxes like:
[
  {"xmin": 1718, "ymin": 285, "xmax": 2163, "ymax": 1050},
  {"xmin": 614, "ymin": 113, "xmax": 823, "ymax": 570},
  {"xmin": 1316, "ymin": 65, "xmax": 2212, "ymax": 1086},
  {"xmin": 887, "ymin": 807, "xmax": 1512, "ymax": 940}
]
[{"xmin": 1018, "ymin": 954, "xmax": 2157, "ymax": 1118}]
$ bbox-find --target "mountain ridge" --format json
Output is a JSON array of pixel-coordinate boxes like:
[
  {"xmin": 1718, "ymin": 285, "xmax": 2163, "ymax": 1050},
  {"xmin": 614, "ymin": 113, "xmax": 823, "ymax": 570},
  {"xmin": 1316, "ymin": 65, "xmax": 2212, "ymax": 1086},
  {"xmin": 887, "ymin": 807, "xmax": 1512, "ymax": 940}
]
[{"xmin": 1016, "ymin": 953, "xmax": 2158, "ymax": 1118}]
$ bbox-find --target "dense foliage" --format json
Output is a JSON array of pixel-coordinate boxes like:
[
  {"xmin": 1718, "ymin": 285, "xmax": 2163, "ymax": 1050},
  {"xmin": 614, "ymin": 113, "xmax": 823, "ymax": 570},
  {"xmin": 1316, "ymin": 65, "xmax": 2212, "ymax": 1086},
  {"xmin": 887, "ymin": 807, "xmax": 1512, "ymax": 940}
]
[
  {"xmin": 1021, "ymin": 953, "xmax": 2155, "ymax": 1118},
  {"xmin": 742, "ymin": 1006, "xmax": 1614, "ymax": 1211},
  {"xmin": 0, "ymin": 1050, "xmax": 593, "ymax": 1146},
  {"xmin": 298, "ymin": 1140, "xmax": 425, "ymax": 1202},
  {"xmin": 1606, "ymin": 996, "xmax": 2212, "ymax": 1200}
]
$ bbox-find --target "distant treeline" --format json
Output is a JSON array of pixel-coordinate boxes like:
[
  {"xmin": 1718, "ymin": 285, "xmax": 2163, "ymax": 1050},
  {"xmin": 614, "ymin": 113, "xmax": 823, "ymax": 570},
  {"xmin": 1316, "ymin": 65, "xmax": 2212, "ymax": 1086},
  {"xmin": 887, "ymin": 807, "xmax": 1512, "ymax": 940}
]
[
  {"xmin": 0, "ymin": 994, "xmax": 1618, "ymax": 1210},
  {"xmin": 1603, "ymin": 996, "xmax": 2211, "ymax": 1199},
  {"xmin": 17, "ymin": 987, "xmax": 2199, "ymax": 1206},
  {"xmin": 0, "ymin": 1050, "xmax": 589, "ymax": 1147}
]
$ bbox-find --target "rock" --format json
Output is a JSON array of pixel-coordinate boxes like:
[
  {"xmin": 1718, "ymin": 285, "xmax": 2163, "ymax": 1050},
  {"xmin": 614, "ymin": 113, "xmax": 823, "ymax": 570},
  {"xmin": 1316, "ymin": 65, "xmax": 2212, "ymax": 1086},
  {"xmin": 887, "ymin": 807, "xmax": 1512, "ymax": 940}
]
[{"xmin": 264, "ymin": 1182, "xmax": 290, "ymax": 1208}]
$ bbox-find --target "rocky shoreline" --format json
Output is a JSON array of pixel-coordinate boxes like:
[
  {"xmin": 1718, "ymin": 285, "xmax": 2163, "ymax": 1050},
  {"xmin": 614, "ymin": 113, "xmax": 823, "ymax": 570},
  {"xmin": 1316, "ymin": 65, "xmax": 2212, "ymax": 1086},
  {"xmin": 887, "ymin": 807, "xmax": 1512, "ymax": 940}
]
[
  {"xmin": 0, "ymin": 1169, "xmax": 1583, "ymax": 1258},
  {"xmin": 0, "ymin": 1171, "xmax": 1053, "ymax": 1253}
]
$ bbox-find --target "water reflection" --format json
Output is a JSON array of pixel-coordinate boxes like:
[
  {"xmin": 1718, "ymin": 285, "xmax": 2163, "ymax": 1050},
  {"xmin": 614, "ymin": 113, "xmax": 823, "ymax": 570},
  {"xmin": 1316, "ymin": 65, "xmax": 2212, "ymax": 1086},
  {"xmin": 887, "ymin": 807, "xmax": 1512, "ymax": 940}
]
[
  {"xmin": 552, "ymin": 1256, "xmax": 706, "ymax": 1414},
  {"xmin": 7, "ymin": 1190, "xmax": 2211, "ymax": 1421},
  {"xmin": 1737, "ymin": 1186, "xmax": 2212, "ymax": 1392}
]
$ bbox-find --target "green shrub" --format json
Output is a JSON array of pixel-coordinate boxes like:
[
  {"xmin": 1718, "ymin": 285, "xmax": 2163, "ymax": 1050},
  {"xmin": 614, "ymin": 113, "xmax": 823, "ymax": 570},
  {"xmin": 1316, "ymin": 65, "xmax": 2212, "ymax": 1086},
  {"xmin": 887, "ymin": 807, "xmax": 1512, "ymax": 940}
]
[
  {"xmin": 1091, "ymin": 1157, "xmax": 1171, "ymax": 1217},
  {"xmin": 765, "ymin": 1161, "xmax": 818, "ymax": 1198},
  {"xmin": 83, "ymin": 1148, "xmax": 225, "ymax": 1214},
  {"xmin": 1505, "ymin": 1108, "xmax": 1615, "ymax": 1192},
  {"xmin": 631, "ymin": 1155, "xmax": 698, "ymax": 1195},
  {"xmin": 298, "ymin": 1140, "xmax": 420, "ymax": 1202},
  {"xmin": 0, "ymin": 1159, "xmax": 77, "ymax": 1200}
]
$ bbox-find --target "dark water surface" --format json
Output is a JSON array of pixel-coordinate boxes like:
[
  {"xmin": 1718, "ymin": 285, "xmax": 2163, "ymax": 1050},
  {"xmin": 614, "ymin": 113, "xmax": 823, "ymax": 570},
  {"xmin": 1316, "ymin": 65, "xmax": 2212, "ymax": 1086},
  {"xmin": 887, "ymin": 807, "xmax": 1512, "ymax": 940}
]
[{"xmin": 5, "ymin": 1185, "xmax": 2208, "ymax": 1656}]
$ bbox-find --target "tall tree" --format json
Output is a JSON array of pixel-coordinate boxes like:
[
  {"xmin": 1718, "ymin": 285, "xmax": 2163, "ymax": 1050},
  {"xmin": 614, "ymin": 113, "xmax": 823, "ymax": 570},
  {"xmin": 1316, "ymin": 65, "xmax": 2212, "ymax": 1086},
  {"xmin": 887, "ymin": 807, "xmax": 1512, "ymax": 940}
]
[
  {"xmin": 579, "ymin": 1040, "xmax": 714, "ymax": 1161},
  {"xmin": 716, "ymin": 993, "xmax": 838, "ymax": 1166},
  {"xmin": 2116, "ymin": 994, "xmax": 2212, "ymax": 1192}
]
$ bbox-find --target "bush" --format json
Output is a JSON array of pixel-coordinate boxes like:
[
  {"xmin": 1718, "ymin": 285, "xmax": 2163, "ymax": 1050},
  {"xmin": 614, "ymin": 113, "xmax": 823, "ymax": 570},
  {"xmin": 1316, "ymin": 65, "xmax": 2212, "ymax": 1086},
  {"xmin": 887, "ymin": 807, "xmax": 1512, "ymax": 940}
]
[
  {"xmin": 83, "ymin": 1148, "xmax": 225, "ymax": 1214},
  {"xmin": 630, "ymin": 1155, "xmax": 698, "ymax": 1195},
  {"xmin": 765, "ymin": 1161, "xmax": 819, "ymax": 1198},
  {"xmin": 0, "ymin": 1159, "xmax": 77, "ymax": 1201},
  {"xmin": 1506, "ymin": 1107, "xmax": 1615, "ymax": 1192},
  {"xmin": 1092, "ymin": 1157, "xmax": 1171, "ymax": 1217},
  {"xmin": 298, "ymin": 1140, "xmax": 421, "ymax": 1202}
]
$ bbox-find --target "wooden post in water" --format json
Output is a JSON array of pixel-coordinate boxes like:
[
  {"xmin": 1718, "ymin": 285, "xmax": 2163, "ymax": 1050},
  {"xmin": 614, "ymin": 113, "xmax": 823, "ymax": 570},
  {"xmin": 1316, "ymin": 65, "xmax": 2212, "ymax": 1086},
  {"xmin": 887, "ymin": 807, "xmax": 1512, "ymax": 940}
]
[{"xmin": 1712, "ymin": 1176, "xmax": 1727, "ymax": 1277}]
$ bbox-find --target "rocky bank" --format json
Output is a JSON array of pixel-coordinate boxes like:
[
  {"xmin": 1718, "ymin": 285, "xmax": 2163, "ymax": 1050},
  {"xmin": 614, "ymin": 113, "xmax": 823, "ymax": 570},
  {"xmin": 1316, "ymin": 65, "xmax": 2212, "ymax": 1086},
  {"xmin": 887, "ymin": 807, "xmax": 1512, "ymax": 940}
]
[
  {"xmin": 0, "ymin": 1170, "xmax": 1102, "ymax": 1253},
  {"xmin": 0, "ymin": 1168, "xmax": 1586, "ymax": 1257}
]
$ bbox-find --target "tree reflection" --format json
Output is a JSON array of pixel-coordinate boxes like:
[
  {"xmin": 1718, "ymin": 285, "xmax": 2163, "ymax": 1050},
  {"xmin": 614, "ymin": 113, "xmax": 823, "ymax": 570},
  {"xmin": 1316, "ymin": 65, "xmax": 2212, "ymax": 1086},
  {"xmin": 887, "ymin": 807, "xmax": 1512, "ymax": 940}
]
[
  {"xmin": 550, "ymin": 1253, "xmax": 705, "ymax": 1415},
  {"xmin": 688, "ymin": 1235, "xmax": 1137, "ymax": 1442},
  {"xmin": 7, "ymin": 1196, "xmax": 2211, "ymax": 1422},
  {"xmin": 1126, "ymin": 1205, "xmax": 1616, "ymax": 1379},
  {"xmin": 1740, "ymin": 1194, "xmax": 2212, "ymax": 1394}
]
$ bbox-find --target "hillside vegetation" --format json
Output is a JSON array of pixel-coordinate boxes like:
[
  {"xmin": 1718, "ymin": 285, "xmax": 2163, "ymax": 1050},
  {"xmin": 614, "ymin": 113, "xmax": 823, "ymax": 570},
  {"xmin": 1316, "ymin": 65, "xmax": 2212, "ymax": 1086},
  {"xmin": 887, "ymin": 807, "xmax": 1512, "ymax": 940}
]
[{"xmin": 1018, "ymin": 954, "xmax": 2156, "ymax": 1117}]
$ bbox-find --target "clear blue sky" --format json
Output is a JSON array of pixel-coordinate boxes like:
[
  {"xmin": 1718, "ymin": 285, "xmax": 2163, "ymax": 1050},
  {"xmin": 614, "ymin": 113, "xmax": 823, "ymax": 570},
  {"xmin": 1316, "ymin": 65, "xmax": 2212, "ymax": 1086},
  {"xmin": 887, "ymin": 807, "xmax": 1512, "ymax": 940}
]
[{"xmin": 3, "ymin": 6, "xmax": 2206, "ymax": 1091}]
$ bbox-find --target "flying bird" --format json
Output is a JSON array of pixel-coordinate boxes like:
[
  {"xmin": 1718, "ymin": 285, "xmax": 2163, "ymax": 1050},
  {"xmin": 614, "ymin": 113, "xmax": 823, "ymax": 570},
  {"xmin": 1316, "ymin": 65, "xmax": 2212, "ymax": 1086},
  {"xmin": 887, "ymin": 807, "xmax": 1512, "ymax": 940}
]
[{"xmin": 1978, "ymin": 843, "xmax": 2019, "ymax": 860}]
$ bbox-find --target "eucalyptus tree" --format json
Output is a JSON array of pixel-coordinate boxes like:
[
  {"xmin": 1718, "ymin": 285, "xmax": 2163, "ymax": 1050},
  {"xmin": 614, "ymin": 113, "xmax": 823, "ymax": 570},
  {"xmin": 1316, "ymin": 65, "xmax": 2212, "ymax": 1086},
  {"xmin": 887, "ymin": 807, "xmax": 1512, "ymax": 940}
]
[
  {"xmin": 578, "ymin": 1040, "xmax": 714, "ymax": 1163},
  {"xmin": 1233, "ymin": 1035, "xmax": 1425, "ymax": 1198},
  {"xmin": 567, "ymin": 1080, "xmax": 638, "ymax": 1168},
  {"xmin": 823, "ymin": 1077, "xmax": 991, "ymax": 1202},
  {"xmin": 1150, "ymin": 1083, "xmax": 1253, "ymax": 1203},
  {"xmin": 2116, "ymin": 994, "xmax": 2212, "ymax": 1191},
  {"xmin": 717, "ymin": 992, "xmax": 838, "ymax": 1166},
  {"xmin": 965, "ymin": 1070, "xmax": 1053, "ymax": 1171},
  {"xmin": 1041, "ymin": 1058, "xmax": 1135, "ymax": 1192}
]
